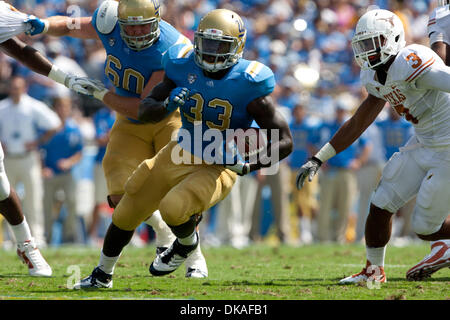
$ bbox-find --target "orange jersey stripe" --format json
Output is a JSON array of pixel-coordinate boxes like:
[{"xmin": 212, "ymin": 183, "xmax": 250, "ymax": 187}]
[
  {"xmin": 408, "ymin": 59, "xmax": 435, "ymax": 83},
  {"xmin": 405, "ymin": 57, "xmax": 434, "ymax": 82}
]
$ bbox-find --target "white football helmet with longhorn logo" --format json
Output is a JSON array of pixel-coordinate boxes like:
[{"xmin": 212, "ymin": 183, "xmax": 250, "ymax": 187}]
[{"xmin": 352, "ymin": 9, "xmax": 406, "ymax": 70}]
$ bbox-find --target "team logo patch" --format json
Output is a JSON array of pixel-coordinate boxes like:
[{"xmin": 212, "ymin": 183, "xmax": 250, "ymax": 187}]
[
  {"xmin": 109, "ymin": 37, "xmax": 115, "ymax": 47},
  {"xmin": 187, "ymin": 73, "xmax": 197, "ymax": 84},
  {"xmin": 206, "ymin": 80, "xmax": 214, "ymax": 87}
]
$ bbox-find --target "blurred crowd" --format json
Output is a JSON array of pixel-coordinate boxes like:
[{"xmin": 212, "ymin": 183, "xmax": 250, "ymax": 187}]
[{"xmin": 0, "ymin": 0, "xmax": 436, "ymax": 249}]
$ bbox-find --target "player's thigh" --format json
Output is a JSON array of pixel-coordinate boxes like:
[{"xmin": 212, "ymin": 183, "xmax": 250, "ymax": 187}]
[
  {"xmin": 153, "ymin": 110, "xmax": 182, "ymax": 153},
  {"xmin": 411, "ymin": 161, "xmax": 450, "ymax": 235},
  {"xmin": 111, "ymin": 141, "xmax": 179, "ymax": 231},
  {"xmin": 102, "ymin": 120, "xmax": 156, "ymax": 196},
  {"xmin": 372, "ymin": 150, "xmax": 426, "ymax": 213},
  {"xmin": 159, "ymin": 165, "xmax": 237, "ymax": 226}
]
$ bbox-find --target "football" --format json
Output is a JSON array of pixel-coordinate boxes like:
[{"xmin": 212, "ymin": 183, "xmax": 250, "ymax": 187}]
[{"xmin": 226, "ymin": 127, "xmax": 268, "ymax": 162}]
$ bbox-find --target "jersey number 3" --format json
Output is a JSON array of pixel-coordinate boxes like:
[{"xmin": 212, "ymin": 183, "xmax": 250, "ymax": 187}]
[
  {"xmin": 105, "ymin": 55, "xmax": 145, "ymax": 94},
  {"xmin": 184, "ymin": 93, "xmax": 233, "ymax": 131}
]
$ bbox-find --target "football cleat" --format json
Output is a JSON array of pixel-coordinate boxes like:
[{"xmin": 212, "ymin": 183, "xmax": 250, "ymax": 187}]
[
  {"xmin": 150, "ymin": 233, "xmax": 199, "ymax": 276},
  {"xmin": 185, "ymin": 244, "xmax": 208, "ymax": 278},
  {"xmin": 339, "ymin": 260, "xmax": 386, "ymax": 284},
  {"xmin": 156, "ymin": 246, "xmax": 168, "ymax": 255},
  {"xmin": 185, "ymin": 267, "xmax": 208, "ymax": 278},
  {"xmin": 406, "ymin": 240, "xmax": 450, "ymax": 281},
  {"xmin": 73, "ymin": 267, "xmax": 113, "ymax": 289},
  {"xmin": 16, "ymin": 238, "xmax": 52, "ymax": 277}
]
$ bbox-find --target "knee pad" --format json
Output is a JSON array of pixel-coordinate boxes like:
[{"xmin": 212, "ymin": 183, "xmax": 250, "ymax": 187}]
[
  {"xmin": 0, "ymin": 169, "xmax": 11, "ymax": 201},
  {"xmin": 159, "ymin": 194, "xmax": 189, "ymax": 226},
  {"xmin": 411, "ymin": 212, "xmax": 442, "ymax": 236}
]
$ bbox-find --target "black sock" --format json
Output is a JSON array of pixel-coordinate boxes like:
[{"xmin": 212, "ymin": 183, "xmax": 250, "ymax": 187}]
[
  {"xmin": 168, "ymin": 215, "xmax": 197, "ymax": 239},
  {"xmin": 102, "ymin": 223, "xmax": 135, "ymax": 257}
]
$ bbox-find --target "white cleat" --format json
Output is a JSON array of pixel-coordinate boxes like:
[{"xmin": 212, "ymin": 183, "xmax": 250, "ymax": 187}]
[
  {"xmin": 185, "ymin": 243, "xmax": 208, "ymax": 278},
  {"xmin": 406, "ymin": 240, "xmax": 450, "ymax": 281},
  {"xmin": 339, "ymin": 261, "xmax": 386, "ymax": 284},
  {"xmin": 16, "ymin": 238, "xmax": 52, "ymax": 277},
  {"xmin": 150, "ymin": 232, "xmax": 199, "ymax": 276}
]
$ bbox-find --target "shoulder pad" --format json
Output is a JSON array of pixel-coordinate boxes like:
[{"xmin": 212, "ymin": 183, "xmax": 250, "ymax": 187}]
[
  {"xmin": 391, "ymin": 44, "xmax": 439, "ymax": 83},
  {"xmin": 244, "ymin": 61, "xmax": 273, "ymax": 83},
  {"xmin": 96, "ymin": 0, "xmax": 118, "ymax": 35}
]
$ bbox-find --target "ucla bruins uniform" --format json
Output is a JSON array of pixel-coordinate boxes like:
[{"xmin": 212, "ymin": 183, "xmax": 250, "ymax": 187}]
[
  {"xmin": 113, "ymin": 44, "xmax": 275, "ymax": 230},
  {"xmin": 91, "ymin": 0, "xmax": 190, "ymax": 197}
]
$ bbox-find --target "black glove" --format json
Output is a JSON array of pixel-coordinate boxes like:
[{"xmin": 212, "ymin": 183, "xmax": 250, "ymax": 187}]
[{"xmin": 295, "ymin": 156, "xmax": 322, "ymax": 190}]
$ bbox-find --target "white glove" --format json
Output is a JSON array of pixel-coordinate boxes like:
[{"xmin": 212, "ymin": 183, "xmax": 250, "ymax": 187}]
[
  {"xmin": 295, "ymin": 156, "xmax": 322, "ymax": 190},
  {"xmin": 65, "ymin": 75, "xmax": 108, "ymax": 98}
]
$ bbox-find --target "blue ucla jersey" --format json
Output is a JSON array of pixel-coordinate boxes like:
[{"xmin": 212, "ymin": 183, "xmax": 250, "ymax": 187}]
[
  {"xmin": 289, "ymin": 119, "xmax": 320, "ymax": 169},
  {"xmin": 376, "ymin": 118, "xmax": 413, "ymax": 159},
  {"xmin": 92, "ymin": 9, "xmax": 188, "ymax": 99},
  {"xmin": 41, "ymin": 119, "xmax": 83, "ymax": 175},
  {"xmin": 93, "ymin": 108, "xmax": 116, "ymax": 163},
  {"xmin": 163, "ymin": 44, "xmax": 276, "ymax": 161}
]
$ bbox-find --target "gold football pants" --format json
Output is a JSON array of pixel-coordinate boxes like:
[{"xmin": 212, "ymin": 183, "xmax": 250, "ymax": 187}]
[
  {"xmin": 102, "ymin": 110, "xmax": 182, "ymax": 196},
  {"xmin": 112, "ymin": 140, "xmax": 237, "ymax": 230}
]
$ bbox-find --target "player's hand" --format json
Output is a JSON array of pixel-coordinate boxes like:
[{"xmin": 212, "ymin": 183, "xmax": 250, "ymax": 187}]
[
  {"xmin": 164, "ymin": 87, "xmax": 191, "ymax": 112},
  {"xmin": 296, "ymin": 156, "xmax": 322, "ymax": 190},
  {"xmin": 223, "ymin": 138, "xmax": 250, "ymax": 176},
  {"xmin": 24, "ymin": 15, "xmax": 48, "ymax": 35},
  {"xmin": 65, "ymin": 76, "xmax": 107, "ymax": 97}
]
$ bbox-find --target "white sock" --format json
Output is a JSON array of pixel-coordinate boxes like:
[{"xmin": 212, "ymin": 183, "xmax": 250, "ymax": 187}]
[
  {"xmin": 178, "ymin": 230, "xmax": 197, "ymax": 246},
  {"xmin": 98, "ymin": 251, "xmax": 121, "ymax": 275},
  {"xmin": 144, "ymin": 210, "xmax": 176, "ymax": 247},
  {"xmin": 10, "ymin": 217, "xmax": 32, "ymax": 244},
  {"xmin": 366, "ymin": 246, "xmax": 386, "ymax": 267}
]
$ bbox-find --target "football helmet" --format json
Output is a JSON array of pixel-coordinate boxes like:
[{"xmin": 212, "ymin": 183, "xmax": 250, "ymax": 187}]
[
  {"xmin": 194, "ymin": 9, "xmax": 247, "ymax": 72},
  {"xmin": 118, "ymin": 0, "xmax": 161, "ymax": 51},
  {"xmin": 351, "ymin": 9, "xmax": 405, "ymax": 70}
]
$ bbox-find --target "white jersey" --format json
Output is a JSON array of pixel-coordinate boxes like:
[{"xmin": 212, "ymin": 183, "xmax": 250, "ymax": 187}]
[
  {"xmin": 428, "ymin": 4, "xmax": 450, "ymax": 45},
  {"xmin": 0, "ymin": 1, "xmax": 29, "ymax": 44},
  {"xmin": 361, "ymin": 44, "xmax": 450, "ymax": 149}
]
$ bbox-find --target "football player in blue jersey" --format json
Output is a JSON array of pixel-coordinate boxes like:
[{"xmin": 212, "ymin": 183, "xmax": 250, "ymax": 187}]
[
  {"xmin": 27, "ymin": 0, "xmax": 208, "ymax": 281},
  {"xmin": 73, "ymin": 8, "xmax": 293, "ymax": 287}
]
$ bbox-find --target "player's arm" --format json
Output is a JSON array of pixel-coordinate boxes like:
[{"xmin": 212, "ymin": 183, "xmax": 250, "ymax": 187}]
[
  {"xmin": 431, "ymin": 41, "xmax": 450, "ymax": 65},
  {"xmin": 414, "ymin": 61, "xmax": 450, "ymax": 91},
  {"xmin": 92, "ymin": 71, "xmax": 168, "ymax": 120},
  {"xmin": 246, "ymin": 95, "xmax": 293, "ymax": 172},
  {"xmin": 296, "ymin": 94, "xmax": 385, "ymax": 189},
  {"xmin": 137, "ymin": 75, "xmax": 179, "ymax": 123},
  {"xmin": 0, "ymin": 37, "xmax": 97, "ymax": 95},
  {"xmin": 27, "ymin": 15, "xmax": 98, "ymax": 39},
  {"xmin": 0, "ymin": 37, "xmax": 52, "ymax": 76}
]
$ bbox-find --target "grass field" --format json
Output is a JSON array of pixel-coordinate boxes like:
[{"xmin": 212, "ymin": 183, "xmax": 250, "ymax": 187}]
[{"xmin": 0, "ymin": 243, "xmax": 449, "ymax": 301}]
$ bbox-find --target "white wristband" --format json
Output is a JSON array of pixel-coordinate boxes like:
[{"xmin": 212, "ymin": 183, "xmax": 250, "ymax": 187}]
[
  {"xmin": 42, "ymin": 19, "xmax": 49, "ymax": 34},
  {"xmin": 314, "ymin": 142, "xmax": 336, "ymax": 163},
  {"xmin": 47, "ymin": 65, "xmax": 67, "ymax": 85},
  {"xmin": 93, "ymin": 88, "xmax": 109, "ymax": 101}
]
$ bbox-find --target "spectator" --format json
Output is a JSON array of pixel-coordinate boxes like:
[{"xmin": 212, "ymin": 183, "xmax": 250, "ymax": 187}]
[
  {"xmin": 316, "ymin": 101, "xmax": 371, "ymax": 243},
  {"xmin": 87, "ymin": 107, "xmax": 115, "ymax": 243},
  {"xmin": 288, "ymin": 103, "xmax": 321, "ymax": 244},
  {"xmin": 0, "ymin": 76, "xmax": 60, "ymax": 246},
  {"xmin": 41, "ymin": 96, "xmax": 83, "ymax": 244}
]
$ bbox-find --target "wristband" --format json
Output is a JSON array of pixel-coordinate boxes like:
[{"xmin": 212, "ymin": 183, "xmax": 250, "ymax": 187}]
[
  {"xmin": 93, "ymin": 88, "xmax": 109, "ymax": 101},
  {"xmin": 48, "ymin": 65, "xmax": 67, "ymax": 85},
  {"xmin": 314, "ymin": 142, "xmax": 336, "ymax": 163},
  {"xmin": 42, "ymin": 19, "xmax": 49, "ymax": 34}
]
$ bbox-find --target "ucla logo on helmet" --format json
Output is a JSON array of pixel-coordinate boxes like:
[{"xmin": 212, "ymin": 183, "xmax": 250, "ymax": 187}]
[{"xmin": 151, "ymin": 0, "xmax": 160, "ymax": 17}]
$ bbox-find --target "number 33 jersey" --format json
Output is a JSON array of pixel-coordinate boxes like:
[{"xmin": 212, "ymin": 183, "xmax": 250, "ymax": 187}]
[
  {"xmin": 361, "ymin": 44, "xmax": 450, "ymax": 149},
  {"xmin": 162, "ymin": 44, "xmax": 275, "ymax": 159}
]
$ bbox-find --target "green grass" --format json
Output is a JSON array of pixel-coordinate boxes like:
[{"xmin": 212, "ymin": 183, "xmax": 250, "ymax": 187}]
[{"xmin": 0, "ymin": 243, "xmax": 448, "ymax": 300}]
